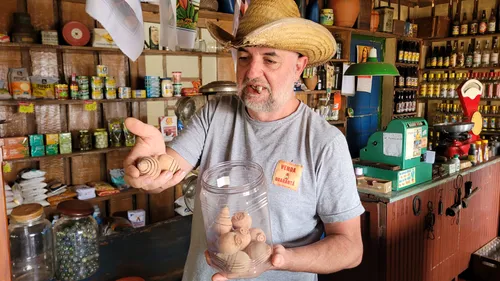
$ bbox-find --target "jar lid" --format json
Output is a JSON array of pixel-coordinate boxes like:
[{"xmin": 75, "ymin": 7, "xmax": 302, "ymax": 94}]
[
  {"xmin": 57, "ymin": 199, "xmax": 93, "ymax": 217},
  {"xmin": 80, "ymin": 130, "xmax": 89, "ymax": 133},
  {"xmin": 321, "ymin": 9, "xmax": 333, "ymax": 12},
  {"xmin": 11, "ymin": 203, "xmax": 44, "ymax": 222},
  {"xmin": 95, "ymin": 128, "xmax": 106, "ymax": 132}
]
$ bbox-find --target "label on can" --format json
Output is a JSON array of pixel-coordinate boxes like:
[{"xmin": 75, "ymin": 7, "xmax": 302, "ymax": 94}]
[
  {"xmin": 55, "ymin": 84, "xmax": 68, "ymax": 100},
  {"xmin": 97, "ymin": 65, "xmax": 108, "ymax": 77},
  {"xmin": 118, "ymin": 87, "xmax": 131, "ymax": 99},
  {"xmin": 91, "ymin": 76, "xmax": 103, "ymax": 89},
  {"xmin": 161, "ymin": 79, "xmax": 173, "ymax": 97},
  {"xmin": 320, "ymin": 9, "xmax": 334, "ymax": 26}
]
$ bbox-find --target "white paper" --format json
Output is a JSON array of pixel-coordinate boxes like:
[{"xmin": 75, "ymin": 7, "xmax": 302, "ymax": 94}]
[
  {"xmin": 341, "ymin": 63, "xmax": 355, "ymax": 96},
  {"xmin": 356, "ymin": 75, "xmax": 372, "ymax": 92},
  {"xmin": 86, "ymin": 0, "xmax": 145, "ymax": 61},
  {"xmin": 160, "ymin": 0, "xmax": 177, "ymax": 51},
  {"xmin": 383, "ymin": 132, "xmax": 402, "ymax": 157}
]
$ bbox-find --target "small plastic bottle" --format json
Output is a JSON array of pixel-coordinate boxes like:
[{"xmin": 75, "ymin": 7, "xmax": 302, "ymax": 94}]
[
  {"xmin": 468, "ymin": 144, "xmax": 477, "ymax": 166},
  {"xmin": 452, "ymin": 154, "xmax": 461, "ymax": 172}
]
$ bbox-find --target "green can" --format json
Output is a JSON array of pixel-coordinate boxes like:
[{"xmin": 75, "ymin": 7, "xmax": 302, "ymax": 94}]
[{"xmin": 320, "ymin": 9, "xmax": 334, "ymax": 26}]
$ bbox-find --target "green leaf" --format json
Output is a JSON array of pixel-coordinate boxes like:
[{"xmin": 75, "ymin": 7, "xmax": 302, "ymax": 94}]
[{"xmin": 193, "ymin": 10, "xmax": 198, "ymax": 22}]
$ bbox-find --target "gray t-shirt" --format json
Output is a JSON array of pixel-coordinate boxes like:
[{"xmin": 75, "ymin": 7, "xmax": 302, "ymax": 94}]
[{"xmin": 169, "ymin": 95, "xmax": 364, "ymax": 281}]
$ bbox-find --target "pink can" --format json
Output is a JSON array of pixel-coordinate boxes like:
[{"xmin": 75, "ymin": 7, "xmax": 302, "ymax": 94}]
[{"xmin": 172, "ymin": 71, "xmax": 182, "ymax": 84}]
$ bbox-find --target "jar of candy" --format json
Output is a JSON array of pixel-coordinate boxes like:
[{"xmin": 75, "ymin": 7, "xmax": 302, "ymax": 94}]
[
  {"xmin": 9, "ymin": 204, "xmax": 55, "ymax": 281},
  {"xmin": 54, "ymin": 200, "xmax": 99, "ymax": 281},
  {"xmin": 94, "ymin": 128, "xmax": 108, "ymax": 149},
  {"xmin": 200, "ymin": 161, "xmax": 273, "ymax": 279},
  {"xmin": 79, "ymin": 130, "xmax": 92, "ymax": 151}
]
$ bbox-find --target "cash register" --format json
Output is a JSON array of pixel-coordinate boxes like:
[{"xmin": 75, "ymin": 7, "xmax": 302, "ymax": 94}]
[{"xmin": 354, "ymin": 118, "xmax": 433, "ymax": 192}]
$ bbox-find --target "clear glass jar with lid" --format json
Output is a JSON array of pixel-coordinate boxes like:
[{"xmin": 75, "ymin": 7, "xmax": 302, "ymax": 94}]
[
  {"xmin": 201, "ymin": 161, "xmax": 273, "ymax": 279},
  {"xmin": 53, "ymin": 200, "xmax": 99, "ymax": 281},
  {"xmin": 8, "ymin": 203, "xmax": 55, "ymax": 281}
]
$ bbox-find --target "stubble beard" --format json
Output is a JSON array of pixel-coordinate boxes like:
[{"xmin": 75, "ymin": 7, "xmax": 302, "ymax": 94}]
[{"xmin": 237, "ymin": 74, "xmax": 296, "ymax": 113}]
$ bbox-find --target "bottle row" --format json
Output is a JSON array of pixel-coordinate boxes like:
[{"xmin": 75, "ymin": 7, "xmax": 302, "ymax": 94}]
[
  {"xmin": 426, "ymin": 38, "xmax": 500, "ymax": 69},
  {"xmin": 393, "ymin": 91, "xmax": 417, "ymax": 115},
  {"xmin": 451, "ymin": 6, "xmax": 498, "ymax": 37},
  {"xmin": 396, "ymin": 41, "xmax": 420, "ymax": 65},
  {"xmin": 420, "ymin": 71, "xmax": 500, "ymax": 99},
  {"xmin": 394, "ymin": 67, "xmax": 419, "ymax": 89}
]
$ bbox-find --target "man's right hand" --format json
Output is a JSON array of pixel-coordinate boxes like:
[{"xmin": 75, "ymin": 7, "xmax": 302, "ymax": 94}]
[{"xmin": 123, "ymin": 117, "xmax": 187, "ymax": 193}]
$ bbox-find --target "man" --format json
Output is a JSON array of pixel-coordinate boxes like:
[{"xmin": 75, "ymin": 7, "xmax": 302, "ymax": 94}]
[{"xmin": 123, "ymin": 0, "xmax": 364, "ymax": 280}]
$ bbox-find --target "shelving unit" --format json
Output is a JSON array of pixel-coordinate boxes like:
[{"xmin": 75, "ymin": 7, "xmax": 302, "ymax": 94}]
[{"xmin": 4, "ymin": 146, "xmax": 132, "ymax": 163}]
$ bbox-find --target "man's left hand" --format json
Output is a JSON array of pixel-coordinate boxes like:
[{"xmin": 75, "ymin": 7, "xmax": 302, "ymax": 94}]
[{"xmin": 205, "ymin": 244, "xmax": 289, "ymax": 281}]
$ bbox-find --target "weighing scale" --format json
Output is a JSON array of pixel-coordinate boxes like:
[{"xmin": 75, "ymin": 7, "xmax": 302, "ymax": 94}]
[{"xmin": 354, "ymin": 118, "xmax": 432, "ymax": 191}]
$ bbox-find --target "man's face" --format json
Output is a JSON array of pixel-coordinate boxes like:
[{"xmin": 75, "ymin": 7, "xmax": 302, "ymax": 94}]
[{"xmin": 236, "ymin": 47, "xmax": 308, "ymax": 112}]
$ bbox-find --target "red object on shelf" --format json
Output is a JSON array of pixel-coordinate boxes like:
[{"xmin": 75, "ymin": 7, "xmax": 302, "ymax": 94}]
[{"xmin": 62, "ymin": 21, "xmax": 90, "ymax": 46}]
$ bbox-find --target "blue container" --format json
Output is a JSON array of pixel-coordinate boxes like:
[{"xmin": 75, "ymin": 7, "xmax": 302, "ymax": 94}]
[{"xmin": 218, "ymin": 0, "xmax": 235, "ymax": 14}]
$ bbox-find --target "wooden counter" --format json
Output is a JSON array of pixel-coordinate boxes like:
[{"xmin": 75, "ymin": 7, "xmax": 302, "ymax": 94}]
[{"xmin": 321, "ymin": 158, "xmax": 500, "ymax": 281}]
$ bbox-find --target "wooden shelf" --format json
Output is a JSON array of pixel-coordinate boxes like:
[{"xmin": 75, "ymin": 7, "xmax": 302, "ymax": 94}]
[
  {"xmin": 396, "ymin": 36, "xmax": 423, "ymax": 42},
  {"xmin": 483, "ymin": 114, "xmax": 500, "ymax": 117},
  {"xmin": 330, "ymin": 59, "xmax": 349, "ymax": 63},
  {"xmin": 324, "ymin": 25, "xmax": 396, "ymax": 38},
  {"xmin": 425, "ymin": 33, "xmax": 500, "ymax": 43},
  {"xmin": 418, "ymin": 97, "xmax": 500, "ymax": 101},
  {"xmin": 395, "ymin": 88, "xmax": 418, "ymax": 92},
  {"xmin": 423, "ymin": 66, "xmax": 500, "ymax": 72},
  {"xmin": 480, "ymin": 130, "xmax": 500, "ymax": 135},
  {"xmin": 5, "ymin": 146, "xmax": 132, "ymax": 163},
  {"xmin": 43, "ymin": 188, "xmax": 143, "ymax": 211},
  {"xmin": 0, "ymin": 97, "xmax": 182, "ymax": 106},
  {"xmin": 328, "ymin": 120, "xmax": 345, "ymax": 125},
  {"xmin": 393, "ymin": 112, "xmax": 417, "ymax": 117},
  {"xmin": 396, "ymin": 62, "xmax": 419, "ymax": 68},
  {"xmin": 0, "ymin": 42, "xmax": 232, "ymax": 57}
]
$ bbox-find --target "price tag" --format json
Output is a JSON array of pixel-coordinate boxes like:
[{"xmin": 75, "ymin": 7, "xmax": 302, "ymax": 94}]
[
  {"xmin": 84, "ymin": 101, "xmax": 97, "ymax": 111},
  {"xmin": 3, "ymin": 162, "xmax": 11, "ymax": 173},
  {"xmin": 18, "ymin": 102, "xmax": 34, "ymax": 113}
]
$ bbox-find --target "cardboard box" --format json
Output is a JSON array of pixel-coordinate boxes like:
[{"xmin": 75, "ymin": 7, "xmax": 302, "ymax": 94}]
[
  {"xmin": 414, "ymin": 16, "xmax": 450, "ymax": 39},
  {"xmin": 0, "ymin": 137, "xmax": 29, "ymax": 147},
  {"xmin": 30, "ymin": 145, "xmax": 45, "ymax": 157},
  {"xmin": 128, "ymin": 209, "xmax": 146, "ymax": 228},
  {"xmin": 92, "ymin": 28, "xmax": 119, "ymax": 49},
  {"xmin": 3, "ymin": 146, "xmax": 29, "ymax": 160},
  {"xmin": 28, "ymin": 134, "xmax": 44, "ymax": 147},
  {"xmin": 159, "ymin": 116, "xmax": 178, "ymax": 142},
  {"xmin": 45, "ymin": 134, "xmax": 59, "ymax": 145},
  {"xmin": 59, "ymin": 133, "xmax": 72, "ymax": 145},
  {"xmin": 60, "ymin": 143, "xmax": 72, "ymax": 154},
  {"xmin": 46, "ymin": 144, "xmax": 59, "ymax": 155}
]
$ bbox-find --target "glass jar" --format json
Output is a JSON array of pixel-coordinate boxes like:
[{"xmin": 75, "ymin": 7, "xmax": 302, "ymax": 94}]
[
  {"xmin": 79, "ymin": 130, "xmax": 92, "ymax": 151},
  {"xmin": 9, "ymin": 204, "xmax": 55, "ymax": 281},
  {"xmin": 94, "ymin": 128, "xmax": 108, "ymax": 149},
  {"xmin": 54, "ymin": 200, "xmax": 99, "ymax": 281},
  {"xmin": 200, "ymin": 161, "xmax": 273, "ymax": 279}
]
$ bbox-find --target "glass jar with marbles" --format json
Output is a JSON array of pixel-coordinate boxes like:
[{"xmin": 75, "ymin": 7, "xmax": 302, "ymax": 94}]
[
  {"xmin": 93, "ymin": 128, "xmax": 108, "ymax": 149},
  {"xmin": 53, "ymin": 200, "xmax": 99, "ymax": 281}
]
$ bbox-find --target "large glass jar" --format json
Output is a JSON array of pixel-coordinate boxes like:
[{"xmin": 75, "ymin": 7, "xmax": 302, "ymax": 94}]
[
  {"xmin": 201, "ymin": 161, "xmax": 273, "ymax": 279},
  {"xmin": 54, "ymin": 200, "xmax": 99, "ymax": 281},
  {"xmin": 94, "ymin": 128, "xmax": 108, "ymax": 149},
  {"xmin": 8, "ymin": 203, "xmax": 55, "ymax": 281},
  {"xmin": 79, "ymin": 130, "xmax": 92, "ymax": 151}
]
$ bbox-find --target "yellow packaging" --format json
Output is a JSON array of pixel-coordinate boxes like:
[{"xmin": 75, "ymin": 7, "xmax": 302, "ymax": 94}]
[
  {"xmin": 132, "ymin": 89, "xmax": 146, "ymax": 98},
  {"xmin": 45, "ymin": 134, "xmax": 59, "ymax": 145},
  {"xmin": 30, "ymin": 76, "xmax": 58, "ymax": 99}
]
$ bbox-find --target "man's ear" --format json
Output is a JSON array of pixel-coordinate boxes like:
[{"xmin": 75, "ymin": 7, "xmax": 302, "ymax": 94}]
[{"xmin": 295, "ymin": 55, "xmax": 309, "ymax": 80}]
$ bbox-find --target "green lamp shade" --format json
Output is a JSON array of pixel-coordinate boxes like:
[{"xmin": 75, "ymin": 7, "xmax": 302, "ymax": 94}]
[{"xmin": 345, "ymin": 48, "xmax": 400, "ymax": 76}]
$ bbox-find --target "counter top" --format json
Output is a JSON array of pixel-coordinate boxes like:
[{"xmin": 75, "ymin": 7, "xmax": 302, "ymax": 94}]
[{"xmin": 358, "ymin": 157, "xmax": 500, "ymax": 203}]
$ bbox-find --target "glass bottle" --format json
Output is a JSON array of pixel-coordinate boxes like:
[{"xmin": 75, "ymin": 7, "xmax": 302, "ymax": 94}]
[
  {"xmin": 482, "ymin": 40, "xmax": 491, "ymax": 67},
  {"xmin": 448, "ymin": 71, "xmax": 457, "ymax": 98},
  {"xmin": 452, "ymin": 9, "xmax": 460, "ymax": 36},
  {"xmin": 438, "ymin": 46, "xmax": 445, "ymax": 68},
  {"xmin": 466, "ymin": 43, "xmax": 474, "ymax": 68},
  {"xmin": 461, "ymin": 12, "xmax": 469, "ymax": 36},
  {"xmin": 431, "ymin": 46, "xmax": 438, "ymax": 68},
  {"xmin": 457, "ymin": 42, "xmax": 465, "ymax": 67},
  {"xmin": 489, "ymin": 9, "xmax": 497, "ymax": 33},
  {"xmin": 9, "ymin": 204, "xmax": 55, "ymax": 281},
  {"xmin": 404, "ymin": 41, "xmax": 410, "ymax": 64},
  {"xmin": 441, "ymin": 72, "xmax": 449, "ymax": 98},
  {"xmin": 435, "ymin": 73, "xmax": 442, "ymax": 97},
  {"xmin": 398, "ymin": 68, "xmax": 405, "ymax": 88},
  {"xmin": 70, "ymin": 73, "xmax": 79, "ymax": 100},
  {"xmin": 491, "ymin": 37, "xmax": 499, "ymax": 67},
  {"xmin": 444, "ymin": 41, "xmax": 451, "ymax": 68},
  {"xmin": 54, "ymin": 200, "xmax": 99, "ymax": 281},
  {"xmin": 201, "ymin": 161, "xmax": 274, "ymax": 279},
  {"xmin": 479, "ymin": 10, "xmax": 488, "ymax": 34},
  {"xmin": 450, "ymin": 41, "xmax": 458, "ymax": 68},
  {"xmin": 428, "ymin": 73, "xmax": 435, "ymax": 97},
  {"xmin": 334, "ymin": 34, "xmax": 343, "ymax": 59},
  {"xmin": 415, "ymin": 42, "xmax": 420, "ymax": 64},
  {"xmin": 473, "ymin": 41, "xmax": 482, "ymax": 68},
  {"xmin": 470, "ymin": 5, "xmax": 478, "ymax": 35},
  {"xmin": 397, "ymin": 41, "xmax": 404, "ymax": 63},
  {"xmin": 420, "ymin": 73, "xmax": 428, "ymax": 97}
]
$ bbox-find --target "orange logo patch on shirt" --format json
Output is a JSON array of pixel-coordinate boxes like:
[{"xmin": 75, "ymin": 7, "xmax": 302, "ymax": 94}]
[{"xmin": 272, "ymin": 160, "xmax": 303, "ymax": 191}]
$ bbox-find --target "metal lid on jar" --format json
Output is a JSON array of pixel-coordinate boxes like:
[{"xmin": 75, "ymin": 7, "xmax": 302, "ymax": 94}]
[
  {"xmin": 11, "ymin": 203, "xmax": 44, "ymax": 222},
  {"xmin": 79, "ymin": 130, "xmax": 89, "ymax": 133},
  {"xmin": 57, "ymin": 199, "xmax": 93, "ymax": 217}
]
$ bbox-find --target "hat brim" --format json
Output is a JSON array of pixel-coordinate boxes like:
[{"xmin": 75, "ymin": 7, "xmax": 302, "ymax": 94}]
[{"xmin": 207, "ymin": 18, "xmax": 336, "ymax": 67}]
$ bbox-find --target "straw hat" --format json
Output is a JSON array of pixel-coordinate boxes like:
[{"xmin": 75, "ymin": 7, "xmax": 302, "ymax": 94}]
[{"xmin": 206, "ymin": 0, "xmax": 336, "ymax": 67}]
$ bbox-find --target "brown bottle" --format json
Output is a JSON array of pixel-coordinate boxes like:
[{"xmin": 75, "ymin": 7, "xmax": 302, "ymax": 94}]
[
  {"xmin": 460, "ymin": 12, "xmax": 469, "ymax": 36},
  {"xmin": 489, "ymin": 9, "xmax": 497, "ymax": 33},
  {"xmin": 70, "ymin": 73, "xmax": 78, "ymax": 100},
  {"xmin": 479, "ymin": 10, "xmax": 488, "ymax": 34}
]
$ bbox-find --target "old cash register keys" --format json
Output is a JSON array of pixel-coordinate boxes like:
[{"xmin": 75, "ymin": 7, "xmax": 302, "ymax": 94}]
[{"xmin": 353, "ymin": 118, "xmax": 433, "ymax": 192}]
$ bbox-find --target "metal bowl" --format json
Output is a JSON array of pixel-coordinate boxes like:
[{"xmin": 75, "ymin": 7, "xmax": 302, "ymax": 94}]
[
  {"xmin": 199, "ymin": 81, "xmax": 237, "ymax": 95},
  {"xmin": 175, "ymin": 97, "xmax": 196, "ymax": 123},
  {"xmin": 433, "ymin": 122, "xmax": 475, "ymax": 134}
]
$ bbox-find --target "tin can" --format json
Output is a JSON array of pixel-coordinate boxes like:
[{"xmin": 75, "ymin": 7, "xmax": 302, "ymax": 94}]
[
  {"xmin": 91, "ymin": 76, "xmax": 103, "ymax": 89},
  {"xmin": 161, "ymin": 78, "xmax": 173, "ymax": 97},
  {"xmin": 104, "ymin": 76, "xmax": 116, "ymax": 99},
  {"xmin": 118, "ymin": 87, "xmax": 131, "ymax": 99},
  {"xmin": 76, "ymin": 76, "xmax": 89, "ymax": 99},
  {"xmin": 172, "ymin": 72, "xmax": 182, "ymax": 84},
  {"xmin": 483, "ymin": 117, "xmax": 489, "ymax": 130},
  {"xmin": 490, "ymin": 117, "xmax": 496, "ymax": 130},
  {"xmin": 132, "ymin": 89, "xmax": 146, "ymax": 98},
  {"xmin": 320, "ymin": 9, "xmax": 334, "ymax": 26},
  {"xmin": 96, "ymin": 65, "xmax": 108, "ymax": 77},
  {"xmin": 93, "ymin": 128, "xmax": 108, "ymax": 149},
  {"xmin": 173, "ymin": 83, "xmax": 182, "ymax": 96},
  {"xmin": 55, "ymin": 84, "xmax": 68, "ymax": 100}
]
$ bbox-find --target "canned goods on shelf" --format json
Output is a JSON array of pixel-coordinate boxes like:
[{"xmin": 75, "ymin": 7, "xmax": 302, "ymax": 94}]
[
  {"xmin": 97, "ymin": 65, "xmax": 108, "ymax": 77},
  {"xmin": 55, "ymin": 84, "xmax": 68, "ymax": 100},
  {"xmin": 118, "ymin": 87, "xmax": 131, "ymax": 99}
]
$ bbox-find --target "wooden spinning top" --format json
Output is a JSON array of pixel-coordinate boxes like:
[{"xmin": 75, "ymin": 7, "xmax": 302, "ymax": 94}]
[{"xmin": 136, "ymin": 154, "xmax": 180, "ymax": 179}]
